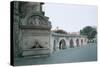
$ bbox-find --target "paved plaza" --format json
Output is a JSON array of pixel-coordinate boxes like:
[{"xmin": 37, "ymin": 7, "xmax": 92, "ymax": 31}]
[{"xmin": 14, "ymin": 43, "xmax": 97, "ymax": 66}]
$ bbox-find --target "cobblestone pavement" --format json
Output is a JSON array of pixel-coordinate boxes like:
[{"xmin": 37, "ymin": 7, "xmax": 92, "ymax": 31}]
[{"xmin": 14, "ymin": 43, "xmax": 97, "ymax": 66}]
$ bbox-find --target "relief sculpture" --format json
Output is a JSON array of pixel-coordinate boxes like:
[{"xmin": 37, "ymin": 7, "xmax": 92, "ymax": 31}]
[
  {"xmin": 27, "ymin": 15, "xmax": 48, "ymax": 26},
  {"xmin": 31, "ymin": 39, "xmax": 43, "ymax": 48}
]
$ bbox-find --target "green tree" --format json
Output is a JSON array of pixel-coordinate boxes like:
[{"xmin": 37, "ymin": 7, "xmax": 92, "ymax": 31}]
[
  {"xmin": 53, "ymin": 29, "xmax": 67, "ymax": 34},
  {"xmin": 80, "ymin": 26, "xmax": 97, "ymax": 40}
]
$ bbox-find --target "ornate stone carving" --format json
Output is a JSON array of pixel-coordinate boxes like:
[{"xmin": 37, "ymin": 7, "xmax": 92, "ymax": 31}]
[
  {"xmin": 13, "ymin": 1, "xmax": 51, "ymax": 57},
  {"xmin": 19, "ymin": 2, "xmax": 37, "ymax": 18},
  {"xmin": 31, "ymin": 39, "xmax": 43, "ymax": 48},
  {"xmin": 27, "ymin": 15, "xmax": 48, "ymax": 25}
]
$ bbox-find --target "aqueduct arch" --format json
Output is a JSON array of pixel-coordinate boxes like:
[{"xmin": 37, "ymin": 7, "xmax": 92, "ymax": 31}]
[
  {"xmin": 59, "ymin": 39, "xmax": 66, "ymax": 50},
  {"xmin": 53, "ymin": 40, "xmax": 56, "ymax": 51},
  {"xmin": 70, "ymin": 39, "xmax": 74, "ymax": 48},
  {"xmin": 76, "ymin": 39, "xmax": 79, "ymax": 47},
  {"xmin": 81, "ymin": 39, "xmax": 83, "ymax": 46}
]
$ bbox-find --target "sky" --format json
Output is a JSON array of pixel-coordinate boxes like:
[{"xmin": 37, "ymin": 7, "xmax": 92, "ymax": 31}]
[{"xmin": 43, "ymin": 2, "xmax": 97, "ymax": 32}]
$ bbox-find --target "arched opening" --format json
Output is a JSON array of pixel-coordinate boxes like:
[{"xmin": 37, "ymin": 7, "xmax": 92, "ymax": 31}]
[
  {"xmin": 85, "ymin": 38, "xmax": 87, "ymax": 42},
  {"xmin": 59, "ymin": 39, "xmax": 66, "ymax": 50},
  {"xmin": 70, "ymin": 39, "xmax": 74, "ymax": 48},
  {"xmin": 53, "ymin": 40, "xmax": 56, "ymax": 51},
  {"xmin": 76, "ymin": 39, "xmax": 79, "ymax": 47},
  {"xmin": 81, "ymin": 39, "xmax": 83, "ymax": 46}
]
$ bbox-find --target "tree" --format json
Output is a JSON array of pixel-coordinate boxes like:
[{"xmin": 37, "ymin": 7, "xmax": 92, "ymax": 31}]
[
  {"xmin": 53, "ymin": 29, "xmax": 67, "ymax": 34},
  {"xmin": 80, "ymin": 26, "xmax": 97, "ymax": 40},
  {"xmin": 88, "ymin": 29, "xmax": 97, "ymax": 39}
]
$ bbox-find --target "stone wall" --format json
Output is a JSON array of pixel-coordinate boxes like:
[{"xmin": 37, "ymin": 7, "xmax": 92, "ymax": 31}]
[{"xmin": 12, "ymin": 1, "xmax": 52, "ymax": 57}]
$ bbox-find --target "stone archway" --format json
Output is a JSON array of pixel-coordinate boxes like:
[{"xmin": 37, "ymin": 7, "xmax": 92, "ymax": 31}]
[
  {"xmin": 81, "ymin": 39, "xmax": 83, "ymax": 46},
  {"xmin": 70, "ymin": 39, "xmax": 74, "ymax": 48},
  {"xmin": 53, "ymin": 40, "xmax": 56, "ymax": 51},
  {"xmin": 76, "ymin": 39, "xmax": 79, "ymax": 47},
  {"xmin": 59, "ymin": 39, "xmax": 66, "ymax": 50}
]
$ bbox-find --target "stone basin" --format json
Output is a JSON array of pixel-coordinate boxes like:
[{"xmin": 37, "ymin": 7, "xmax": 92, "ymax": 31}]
[{"xmin": 22, "ymin": 48, "xmax": 51, "ymax": 57}]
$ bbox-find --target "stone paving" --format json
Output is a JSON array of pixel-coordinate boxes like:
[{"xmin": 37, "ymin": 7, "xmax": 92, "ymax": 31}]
[{"xmin": 14, "ymin": 43, "xmax": 97, "ymax": 66}]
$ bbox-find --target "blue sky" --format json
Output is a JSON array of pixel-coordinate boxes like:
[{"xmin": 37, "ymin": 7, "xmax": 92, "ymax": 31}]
[{"xmin": 43, "ymin": 3, "xmax": 97, "ymax": 32}]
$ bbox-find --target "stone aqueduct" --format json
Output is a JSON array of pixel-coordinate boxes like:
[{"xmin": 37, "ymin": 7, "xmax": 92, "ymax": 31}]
[{"xmin": 50, "ymin": 32, "xmax": 88, "ymax": 52}]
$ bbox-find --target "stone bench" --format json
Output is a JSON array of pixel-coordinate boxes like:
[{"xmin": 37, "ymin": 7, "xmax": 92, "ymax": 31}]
[{"xmin": 22, "ymin": 48, "xmax": 51, "ymax": 57}]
